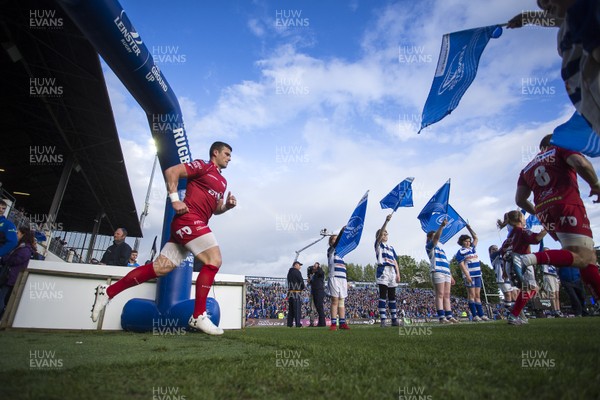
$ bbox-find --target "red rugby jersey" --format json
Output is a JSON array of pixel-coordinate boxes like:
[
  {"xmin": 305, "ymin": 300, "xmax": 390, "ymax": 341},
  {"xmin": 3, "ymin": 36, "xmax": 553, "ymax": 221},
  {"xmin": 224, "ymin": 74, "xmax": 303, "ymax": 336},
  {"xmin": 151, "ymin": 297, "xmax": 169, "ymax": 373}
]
[
  {"xmin": 183, "ymin": 160, "xmax": 227, "ymax": 222},
  {"xmin": 517, "ymin": 146, "xmax": 583, "ymax": 212}
]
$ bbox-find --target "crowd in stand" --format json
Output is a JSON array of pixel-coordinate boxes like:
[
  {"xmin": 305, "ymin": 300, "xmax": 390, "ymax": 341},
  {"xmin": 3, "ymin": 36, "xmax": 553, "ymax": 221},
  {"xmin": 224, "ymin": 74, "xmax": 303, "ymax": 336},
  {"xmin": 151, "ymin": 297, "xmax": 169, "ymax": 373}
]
[{"xmin": 245, "ymin": 279, "xmax": 471, "ymax": 321}]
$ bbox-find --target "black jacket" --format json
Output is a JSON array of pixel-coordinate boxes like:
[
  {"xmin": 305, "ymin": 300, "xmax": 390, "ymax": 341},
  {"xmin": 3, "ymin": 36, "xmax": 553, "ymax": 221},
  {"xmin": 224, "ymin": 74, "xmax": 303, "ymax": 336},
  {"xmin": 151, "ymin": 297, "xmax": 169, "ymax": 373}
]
[
  {"xmin": 287, "ymin": 267, "xmax": 305, "ymax": 292},
  {"xmin": 309, "ymin": 266, "xmax": 325, "ymax": 292},
  {"xmin": 100, "ymin": 241, "xmax": 132, "ymax": 266}
]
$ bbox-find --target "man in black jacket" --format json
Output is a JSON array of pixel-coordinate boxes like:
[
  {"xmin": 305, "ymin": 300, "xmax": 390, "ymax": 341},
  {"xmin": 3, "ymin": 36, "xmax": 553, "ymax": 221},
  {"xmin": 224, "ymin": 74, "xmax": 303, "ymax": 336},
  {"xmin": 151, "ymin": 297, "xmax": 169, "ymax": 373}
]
[
  {"xmin": 100, "ymin": 228, "xmax": 132, "ymax": 267},
  {"xmin": 287, "ymin": 261, "xmax": 305, "ymax": 328},
  {"xmin": 309, "ymin": 262, "xmax": 326, "ymax": 327}
]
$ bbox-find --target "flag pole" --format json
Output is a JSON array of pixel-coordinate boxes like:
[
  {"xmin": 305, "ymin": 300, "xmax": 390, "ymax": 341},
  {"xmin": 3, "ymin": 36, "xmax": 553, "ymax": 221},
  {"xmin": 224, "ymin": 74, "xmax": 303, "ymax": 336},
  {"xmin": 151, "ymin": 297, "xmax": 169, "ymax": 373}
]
[
  {"xmin": 293, "ymin": 229, "xmax": 332, "ymax": 262},
  {"xmin": 134, "ymin": 153, "xmax": 158, "ymax": 252}
]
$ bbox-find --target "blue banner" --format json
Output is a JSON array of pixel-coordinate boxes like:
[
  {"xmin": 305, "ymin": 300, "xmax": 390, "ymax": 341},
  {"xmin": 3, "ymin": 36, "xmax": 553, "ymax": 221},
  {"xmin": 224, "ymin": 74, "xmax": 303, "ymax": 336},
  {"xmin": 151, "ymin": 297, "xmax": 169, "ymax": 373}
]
[
  {"xmin": 56, "ymin": 0, "xmax": 196, "ymax": 330},
  {"xmin": 417, "ymin": 180, "xmax": 450, "ymax": 230},
  {"xmin": 336, "ymin": 191, "xmax": 369, "ymax": 259},
  {"xmin": 551, "ymin": 112, "xmax": 600, "ymax": 157},
  {"xmin": 380, "ymin": 177, "xmax": 414, "ymax": 210},
  {"xmin": 419, "ymin": 204, "xmax": 467, "ymax": 244},
  {"xmin": 419, "ymin": 25, "xmax": 502, "ymax": 132}
]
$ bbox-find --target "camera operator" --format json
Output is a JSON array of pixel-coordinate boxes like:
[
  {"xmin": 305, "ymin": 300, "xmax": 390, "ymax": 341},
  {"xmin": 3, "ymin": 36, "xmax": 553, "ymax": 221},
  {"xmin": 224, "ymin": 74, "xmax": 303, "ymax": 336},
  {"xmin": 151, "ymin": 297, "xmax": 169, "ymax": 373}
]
[{"xmin": 309, "ymin": 262, "xmax": 326, "ymax": 327}]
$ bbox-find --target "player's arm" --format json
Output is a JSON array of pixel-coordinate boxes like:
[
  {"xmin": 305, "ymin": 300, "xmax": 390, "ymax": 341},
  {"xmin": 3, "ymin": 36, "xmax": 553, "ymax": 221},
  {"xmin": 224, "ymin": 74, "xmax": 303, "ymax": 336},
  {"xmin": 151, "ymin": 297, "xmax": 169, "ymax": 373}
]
[
  {"xmin": 332, "ymin": 226, "xmax": 346, "ymax": 249},
  {"xmin": 431, "ymin": 219, "xmax": 447, "ymax": 247},
  {"xmin": 375, "ymin": 213, "xmax": 393, "ymax": 247},
  {"xmin": 214, "ymin": 191, "xmax": 237, "ymax": 215},
  {"xmin": 506, "ymin": 11, "xmax": 562, "ymax": 28},
  {"xmin": 515, "ymin": 184, "xmax": 536, "ymax": 214},
  {"xmin": 566, "ymin": 153, "xmax": 600, "ymax": 203},
  {"xmin": 164, "ymin": 164, "xmax": 189, "ymax": 215},
  {"xmin": 458, "ymin": 260, "xmax": 471, "ymax": 283},
  {"xmin": 535, "ymin": 229, "xmax": 548, "ymax": 243},
  {"xmin": 466, "ymin": 224, "xmax": 478, "ymax": 247}
]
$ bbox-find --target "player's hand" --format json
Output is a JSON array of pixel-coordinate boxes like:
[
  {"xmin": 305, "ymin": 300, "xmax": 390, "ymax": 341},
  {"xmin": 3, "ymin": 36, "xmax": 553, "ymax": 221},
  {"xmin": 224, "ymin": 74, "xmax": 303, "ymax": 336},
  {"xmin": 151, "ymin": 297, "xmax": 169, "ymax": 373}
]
[
  {"xmin": 172, "ymin": 200, "xmax": 189, "ymax": 215},
  {"xmin": 507, "ymin": 13, "xmax": 525, "ymax": 29},
  {"xmin": 466, "ymin": 276, "xmax": 472, "ymax": 284},
  {"xmin": 395, "ymin": 274, "xmax": 401, "ymax": 283},
  {"xmin": 589, "ymin": 184, "xmax": 600, "ymax": 203},
  {"xmin": 224, "ymin": 191, "xmax": 237, "ymax": 210},
  {"xmin": 451, "ymin": 276, "xmax": 455, "ymax": 286}
]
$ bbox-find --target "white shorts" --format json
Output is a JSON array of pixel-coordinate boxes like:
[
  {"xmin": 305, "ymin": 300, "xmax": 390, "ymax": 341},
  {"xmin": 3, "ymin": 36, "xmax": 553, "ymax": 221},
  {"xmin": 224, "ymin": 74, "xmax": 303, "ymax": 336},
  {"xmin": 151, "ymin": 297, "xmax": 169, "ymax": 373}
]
[
  {"xmin": 543, "ymin": 274, "xmax": 560, "ymax": 293},
  {"xmin": 498, "ymin": 282, "xmax": 516, "ymax": 293},
  {"xmin": 376, "ymin": 266, "xmax": 399, "ymax": 287},
  {"xmin": 556, "ymin": 232, "xmax": 594, "ymax": 249},
  {"xmin": 326, "ymin": 277, "xmax": 348, "ymax": 299},
  {"xmin": 432, "ymin": 272, "xmax": 452, "ymax": 284},
  {"xmin": 160, "ymin": 233, "xmax": 218, "ymax": 266}
]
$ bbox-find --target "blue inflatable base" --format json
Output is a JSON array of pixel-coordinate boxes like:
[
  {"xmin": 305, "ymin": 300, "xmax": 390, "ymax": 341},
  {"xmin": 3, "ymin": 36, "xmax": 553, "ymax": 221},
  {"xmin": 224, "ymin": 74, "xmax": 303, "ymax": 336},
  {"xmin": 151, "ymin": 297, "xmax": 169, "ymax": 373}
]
[{"xmin": 121, "ymin": 297, "xmax": 221, "ymax": 332}]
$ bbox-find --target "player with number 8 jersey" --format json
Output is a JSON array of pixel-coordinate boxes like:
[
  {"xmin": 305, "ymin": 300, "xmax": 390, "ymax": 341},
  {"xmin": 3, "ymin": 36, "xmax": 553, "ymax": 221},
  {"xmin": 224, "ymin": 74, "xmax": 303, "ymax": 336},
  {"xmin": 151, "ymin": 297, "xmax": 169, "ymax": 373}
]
[{"xmin": 514, "ymin": 134, "xmax": 600, "ymax": 300}]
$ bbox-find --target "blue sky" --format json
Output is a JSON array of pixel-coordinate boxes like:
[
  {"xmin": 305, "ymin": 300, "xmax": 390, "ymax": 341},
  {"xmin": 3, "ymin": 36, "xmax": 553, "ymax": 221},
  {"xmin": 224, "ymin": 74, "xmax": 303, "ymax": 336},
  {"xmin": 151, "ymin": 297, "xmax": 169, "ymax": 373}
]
[{"xmin": 104, "ymin": 0, "xmax": 600, "ymax": 277}]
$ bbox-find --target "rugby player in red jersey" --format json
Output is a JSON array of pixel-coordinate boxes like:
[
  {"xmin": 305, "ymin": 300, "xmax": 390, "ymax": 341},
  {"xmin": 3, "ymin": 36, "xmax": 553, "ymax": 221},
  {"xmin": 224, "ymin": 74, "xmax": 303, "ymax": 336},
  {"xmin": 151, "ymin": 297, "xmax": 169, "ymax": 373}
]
[
  {"xmin": 513, "ymin": 134, "xmax": 600, "ymax": 300},
  {"xmin": 91, "ymin": 142, "xmax": 236, "ymax": 335}
]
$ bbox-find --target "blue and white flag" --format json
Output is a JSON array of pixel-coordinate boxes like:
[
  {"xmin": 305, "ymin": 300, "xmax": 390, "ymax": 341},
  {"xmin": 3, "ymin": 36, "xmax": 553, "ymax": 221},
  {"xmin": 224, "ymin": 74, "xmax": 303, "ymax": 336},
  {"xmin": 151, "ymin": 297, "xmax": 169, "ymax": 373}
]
[
  {"xmin": 551, "ymin": 112, "xmax": 600, "ymax": 157},
  {"xmin": 419, "ymin": 25, "xmax": 502, "ymax": 132},
  {"xmin": 417, "ymin": 180, "xmax": 450, "ymax": 230},
  {"xmin": 336, "ymin": 191, "xmax": 369, "ymax": 259},
  {"xmin": 419, "ymin": 204, "xmax": 467, "ymax": 244},
  {"xmin": 380, "ymin": 177, "xmax": 414, "ymax": 211}
]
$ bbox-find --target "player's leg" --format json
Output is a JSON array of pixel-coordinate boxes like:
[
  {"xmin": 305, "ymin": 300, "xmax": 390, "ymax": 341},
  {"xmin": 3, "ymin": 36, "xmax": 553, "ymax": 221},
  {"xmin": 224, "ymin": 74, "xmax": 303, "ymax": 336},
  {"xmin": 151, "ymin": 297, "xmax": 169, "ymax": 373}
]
[
  {"xmin": 188, "ymin": 236, "xmax": 222, "ymax": 319},
  {"xmin": 91, "ymin": 246, "xmax": 180, "ymax": 322},
  {"xmin": 387, "ymin": 286, "xmax": 398, "ymax": 326},
  {"xmin": 467, "ymin": 285, "xmax": 478, "ymax": 321},
  {"xmin": 433, "ymin": 274, "xmax": 446, "ymax": 323},
  {"xmin": 474, "ymin": 284, "xmax": 486, "ymax": 320},
  {"xmin": 330, "ymin": 296, "xmax": 339, "ymax": 330},
  {"xmin": 378, "ymin": 283, "xmax": 388, "ymax": 327},
  {"xmin": 338, "ymin": 280, "xmax": 349, "ymax": 329},
  {"xmin": 442, "ymin": 280, "xmax": 457, "ymax": 322}
]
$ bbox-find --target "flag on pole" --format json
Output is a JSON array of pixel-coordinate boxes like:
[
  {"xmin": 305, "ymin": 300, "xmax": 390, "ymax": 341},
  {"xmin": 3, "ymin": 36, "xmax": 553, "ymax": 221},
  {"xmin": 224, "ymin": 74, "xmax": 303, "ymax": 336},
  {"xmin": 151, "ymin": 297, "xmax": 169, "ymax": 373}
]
[
  {"xmin": 150, "ymin": 235, "xmax": 158, "ymax": 261},
  {"xmin": 336, "ymin": 191, "xmax": 369, "ymax": 259},
  {"xmin": 380, "ymin": 177, "xmax": 414, "ymax": 210},
  {"xmin": 551, "ymin": 112, "xmax": 600, "ymax": 157},
  {"xmin": 418, "ymin": 204, "xmax": 467, "ymax": 244},
  {"xmin": 419, "ymin": 25, "xmax": 502, "ymax": 133},
  {"xmin": 417, "ymin": 180, "xmax": 451, "ymax": 230}
]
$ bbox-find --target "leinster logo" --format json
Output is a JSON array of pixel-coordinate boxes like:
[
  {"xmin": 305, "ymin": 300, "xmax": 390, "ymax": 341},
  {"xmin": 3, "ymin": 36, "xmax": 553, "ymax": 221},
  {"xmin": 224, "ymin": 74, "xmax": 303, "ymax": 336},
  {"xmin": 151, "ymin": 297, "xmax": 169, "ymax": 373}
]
[
  {"xmin": 345, "ymin": 216, "xmax": 364, "ymax": 239},
  {"xmin": 438, "ymin": 45, "xmax": 466, "ymax": 95},
  {"xmin": 435, "ymin": 213, "xmax": 454, "ymax": 226}
]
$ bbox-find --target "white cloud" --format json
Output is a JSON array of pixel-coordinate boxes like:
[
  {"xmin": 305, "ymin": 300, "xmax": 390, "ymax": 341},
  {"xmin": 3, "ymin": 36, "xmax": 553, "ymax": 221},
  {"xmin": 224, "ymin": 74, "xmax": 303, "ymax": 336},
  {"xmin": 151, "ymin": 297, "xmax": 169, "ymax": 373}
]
[{"xmin": 103, "ymin": 0, "xmax": 600, "ymax": 277}]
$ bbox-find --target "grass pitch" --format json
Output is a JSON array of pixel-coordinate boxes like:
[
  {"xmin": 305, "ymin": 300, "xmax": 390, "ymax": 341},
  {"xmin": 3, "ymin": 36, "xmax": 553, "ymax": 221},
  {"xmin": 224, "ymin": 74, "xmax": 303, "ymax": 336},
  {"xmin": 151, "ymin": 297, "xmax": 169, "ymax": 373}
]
[{"xmin": 0, "ymin": 318, "xmax": 599, "ymax": 400}]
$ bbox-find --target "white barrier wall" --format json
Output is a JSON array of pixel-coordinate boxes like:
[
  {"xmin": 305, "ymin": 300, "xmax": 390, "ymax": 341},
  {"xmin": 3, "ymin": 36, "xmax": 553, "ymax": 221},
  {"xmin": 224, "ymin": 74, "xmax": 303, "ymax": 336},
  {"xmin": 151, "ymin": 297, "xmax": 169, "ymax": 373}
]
[{"xmin": 3, "ymin": 260, "xmax": 245, "ymax": 331}]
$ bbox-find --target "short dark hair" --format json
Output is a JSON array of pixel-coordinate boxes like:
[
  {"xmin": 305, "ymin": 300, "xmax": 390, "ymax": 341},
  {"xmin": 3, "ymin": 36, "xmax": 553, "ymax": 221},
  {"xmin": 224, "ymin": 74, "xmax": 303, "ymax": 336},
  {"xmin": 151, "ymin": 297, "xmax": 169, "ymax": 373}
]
[
  {"xmin": 209, "ymin": 141, "xmax": 232, "ymax": 158},
  {"xmin": 0, "ymin": 200, "xmax": 7, "ymax": 207},
  {"xmin": 131, "ymin": 250, "xmax": 138, "ymax": 254},
  {"xmin": 539, "ymin": 134, "xmax": 553, "ymax": 150},
  {"xmin": 458, "ymin": 234, "xmax": 471, "ymax": 245},
  {"xmin": 117, "ymin": 227, "xmax": 128, "ymax": 236}
]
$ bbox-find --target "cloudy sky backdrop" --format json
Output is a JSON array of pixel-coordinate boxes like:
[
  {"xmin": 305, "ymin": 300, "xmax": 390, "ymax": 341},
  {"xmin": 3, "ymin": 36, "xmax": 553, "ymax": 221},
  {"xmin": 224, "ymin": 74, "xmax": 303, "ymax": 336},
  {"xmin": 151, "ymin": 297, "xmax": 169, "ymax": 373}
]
[{"xmin": 104, "ymin": 0, "xmax": 600, "ymax": 277}]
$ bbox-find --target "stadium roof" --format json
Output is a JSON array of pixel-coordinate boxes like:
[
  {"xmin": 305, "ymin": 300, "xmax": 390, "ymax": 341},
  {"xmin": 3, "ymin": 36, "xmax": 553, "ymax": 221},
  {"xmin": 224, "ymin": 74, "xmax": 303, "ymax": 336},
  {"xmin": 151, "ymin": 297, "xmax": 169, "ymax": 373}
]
[{"xmin": 0, "ymin": 0, "xmax": 142, "ymax": 237}]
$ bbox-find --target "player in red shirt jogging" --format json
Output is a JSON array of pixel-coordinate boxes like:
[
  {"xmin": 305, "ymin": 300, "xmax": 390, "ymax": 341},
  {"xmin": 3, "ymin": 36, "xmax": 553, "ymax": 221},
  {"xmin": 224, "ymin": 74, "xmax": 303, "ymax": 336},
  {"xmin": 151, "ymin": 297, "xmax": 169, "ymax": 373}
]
[
  {"xmin": 513, "ymin": 134, "xmax": 600, "ymax": 300},
  {"xmin": 91, "ymin": 141, "xmax": 236, "ymax": 335}
]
